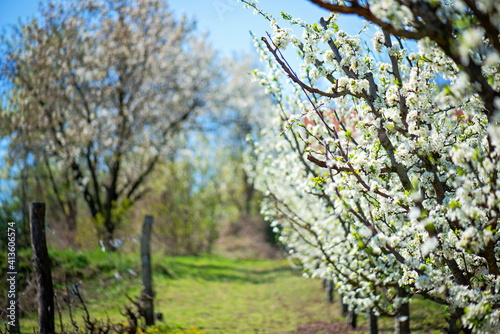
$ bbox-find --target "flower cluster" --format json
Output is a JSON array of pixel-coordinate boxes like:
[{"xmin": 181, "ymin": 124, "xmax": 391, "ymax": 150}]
[{"xmin": 246, "ymin": 0, "xmax": 500, "ymax": 332}]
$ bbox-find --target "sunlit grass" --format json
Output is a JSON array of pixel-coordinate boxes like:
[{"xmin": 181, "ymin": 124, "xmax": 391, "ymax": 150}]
[{"xmin": 17, "ymin": 250, "xmax": 447, "ymax": 333}]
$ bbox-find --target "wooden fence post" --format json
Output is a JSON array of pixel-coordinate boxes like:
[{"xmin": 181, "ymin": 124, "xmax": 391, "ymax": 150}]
[
  {"xmin": 30, "ymin": 202, "xmax": 54, "ymax": 334},
  {"xmin": 141, "ymin": 215, "xmax": 155, "ymax": 326}
]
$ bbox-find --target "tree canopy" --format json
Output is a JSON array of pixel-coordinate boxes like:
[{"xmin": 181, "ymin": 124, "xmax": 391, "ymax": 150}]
[
  {"xmin": 247, "ymin": 0, "xmax": 500, "ymax": 332},
  {"xmin": 1, "ymin": 0, "xmax": 228, "ymax": 249}
]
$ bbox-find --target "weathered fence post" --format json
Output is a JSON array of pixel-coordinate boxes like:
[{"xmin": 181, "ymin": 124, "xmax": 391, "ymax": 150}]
[
  {"xmin": 141, "ymin": 215, "xmax": 155, "ymax": 326},
  {"xmin": 30, "ymin": 202, "xmax": 55, "ymax": 334}
]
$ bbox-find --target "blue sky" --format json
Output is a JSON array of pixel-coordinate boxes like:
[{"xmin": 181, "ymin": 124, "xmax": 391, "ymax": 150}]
[
  {"xmin": 168, "ymin": 0, "xmax": 336, "ymax": 55},
  {"xmin": 0, "ymin": 0, "xmax": 366, "ymax": 86},
  {"xmin": 0, "ymin": 0, "xmax": 364, "ymax": 196},
  {"xmin": 0, "ymin": 0, "xmax": 363, "ymax": 55}
]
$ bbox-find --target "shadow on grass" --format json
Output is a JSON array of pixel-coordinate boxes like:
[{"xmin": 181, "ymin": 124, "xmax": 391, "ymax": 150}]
[{"xmin": 158, "ymin": 260, "xmax": 294, "ymax": 284}]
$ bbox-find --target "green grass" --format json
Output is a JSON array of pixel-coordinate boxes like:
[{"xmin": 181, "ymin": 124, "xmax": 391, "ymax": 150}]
[
  {"xmin": 14, "ymin": 250, "xmax": 447, "ymax": 333},
  {"xmin": 154, "ymin": 257, "xmax": 333, "ymax": 333}
]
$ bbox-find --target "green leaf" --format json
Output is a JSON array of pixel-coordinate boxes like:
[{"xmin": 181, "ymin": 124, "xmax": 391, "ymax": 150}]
[
  {"xmin": 449, "ymin": 200, "xmax": 461, "ymax": 209},
  {"xmin": 424, "ymin": 224, "xmax": 435, "ymax": 234},
  {"xmin": 280, "ymin": 11, "xmax": 292, "ymax": 20}
]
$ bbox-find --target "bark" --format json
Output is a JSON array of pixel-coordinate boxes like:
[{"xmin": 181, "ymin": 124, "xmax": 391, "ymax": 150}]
[
  {"xmin": 340, "ymin": 294, "xmax": 348, "ymax": 316},
  {"xmin": 141, "ymin": 215, "xmax": 155, "ymax": 326},
  {"xmin": 347, "ymin": 310, "xmax": 357, "ymax": 329},
  {"xmin": 324, "ymin": 278, "xmax": 334, "ymax": 303},
  {"xmin": 395, "ymin": 287, "xmax": 410, "ymax": 334},
  {"xmin": 448, "ymin": 308, "xmax": 472, "ymax": 334},
  {"xmin": 370, "ymin": 309, "xmax": 378, "ymax": 334},
  {"xmin": 30, "ymin": 203, "xmax": 55, "ymax": 334}
]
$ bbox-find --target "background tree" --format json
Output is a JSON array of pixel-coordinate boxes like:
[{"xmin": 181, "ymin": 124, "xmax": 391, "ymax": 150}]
[
  {"xmin": 1, "ymin": 0, "xmax": 223, "ymax": 250},
  {"xmin": 0, "ymin": 158, "xmax": 79, "ymax": 247},
  {"xmin": 246, "ymin": 0, "xmax": 500, "ymax": 332},
  {"xmin": 125, "ymin": 56, "xmax": 275, "ymax": 256}
]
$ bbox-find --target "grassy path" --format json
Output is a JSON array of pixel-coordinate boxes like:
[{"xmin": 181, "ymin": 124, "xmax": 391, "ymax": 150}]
[
  {"xmin": 155, "ymin": 257, "xmax": 339, "ymax": 333},
  {"xmin": 15, "ymin": 251, "xmax": 445, "ymax": 333}
]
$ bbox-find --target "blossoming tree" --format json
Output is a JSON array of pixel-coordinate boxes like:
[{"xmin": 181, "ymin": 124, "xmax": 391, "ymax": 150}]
[
  {"xmin": 0, "ymin": 0, "xmax": 224, "ymax": 250},
  {"xmin": 246, "ymin": 0, "xmax": 500, "ymax": 332}
]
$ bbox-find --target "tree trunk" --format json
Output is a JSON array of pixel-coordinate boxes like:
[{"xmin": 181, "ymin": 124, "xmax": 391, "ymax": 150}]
[
  {"xmin": 207, "ymin": 221, "xmax": 218, "ymax": 254},
  {"xmin": 67, "ymin": 200, "xmax": 77, "ymax": 231},
  {"xmin": 102, "ymin": 216, "xmax": 118, "ymax": 252},
  {"xmin": 340, "ymin": 294, "xmax": 348, "ymax": 316},
  {"xmin": 30, "ymin": 202, "xmax": 55, "ymax": 334},
  {"xmin": 92, "ymin": 209, "xmax": 118, "ymax": 252},
  {"xmin": 105, "ymin": 231, "xmax": 118, "ymax": 252},
  {"xmin": 339, "ymin": 294, "xmax": 357, "ymax": 329},
  {"xmin": 243, "ymin": 170, "xmax": 255, "ymax": 214},
  {"xmin": 448, "ymin": 308, "xmax": 472, "ymax": 334},
  {"xmin": 370, "ymin": 309, "xmax": 378, "ymax": 334},
  {"xmin": 141, "ymin": 215, "xmax": 155, "ymax": 326},
  {"xmin": 324, "ymin": 278, "xmax": 334, "ymax": 303},
  {"xmin": 65, "ymin": 204, "xmax": 78, "ymax": 245},
  {"xmin": 347, "ymin": 310, "xmax": 357, "ymax": 329},
  {"xmin": 395, "ymin": 287, "xmax": 410, "ymax": 334},
  {"xmin": 19, "ymin": 159, "xmax": 31, "ymax": 248}
]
